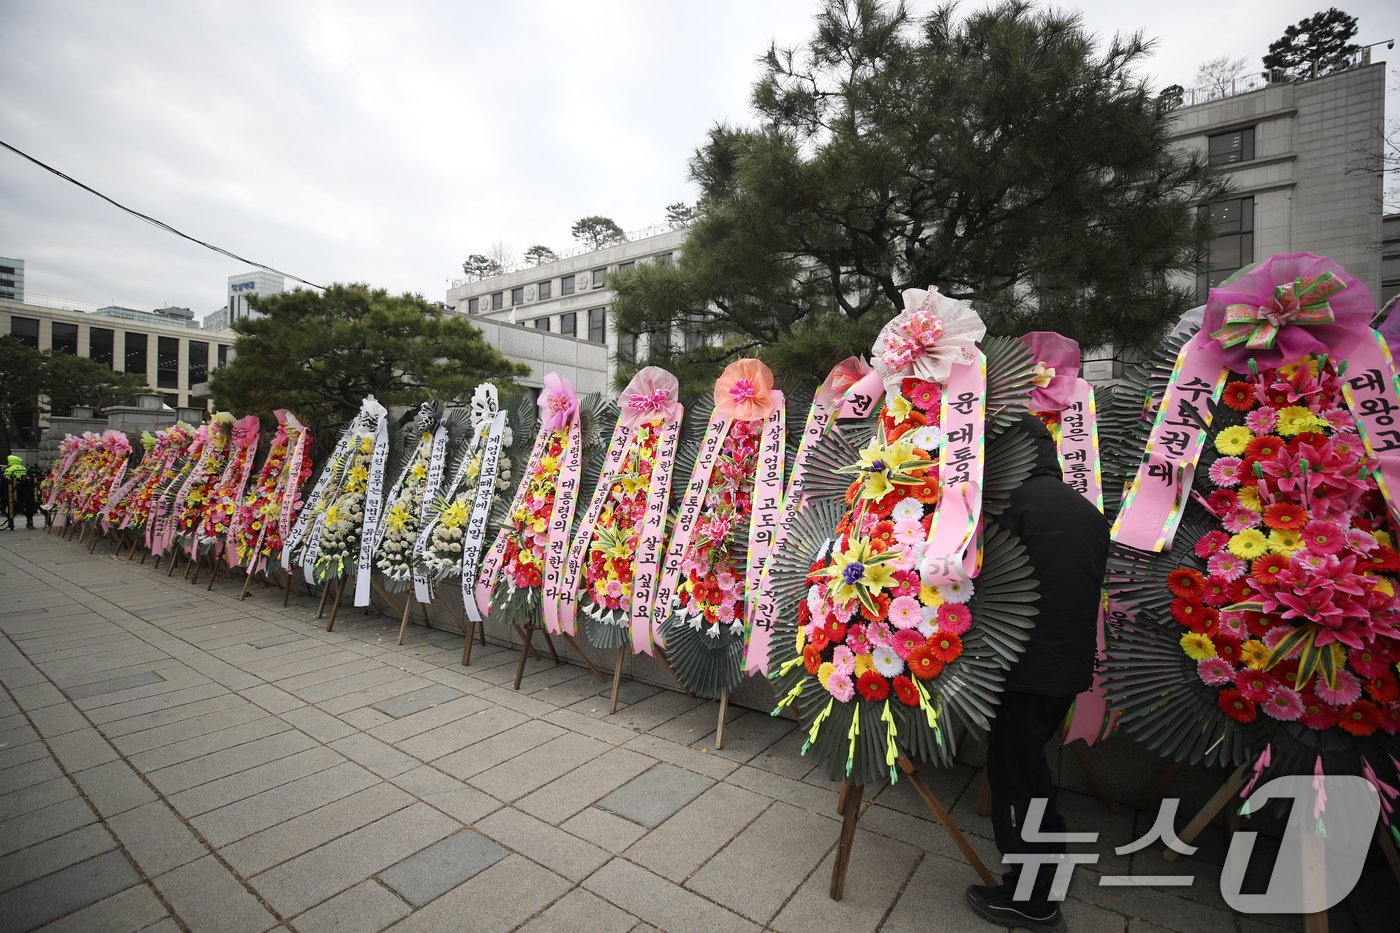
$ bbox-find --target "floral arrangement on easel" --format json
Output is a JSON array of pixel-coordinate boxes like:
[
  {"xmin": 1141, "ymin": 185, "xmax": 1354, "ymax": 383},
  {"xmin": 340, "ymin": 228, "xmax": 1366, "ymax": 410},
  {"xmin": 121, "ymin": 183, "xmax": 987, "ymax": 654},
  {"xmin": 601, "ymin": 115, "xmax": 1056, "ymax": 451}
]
[
  {"xmin": 562, "ymin": 367, "xmax": 684, "ymax": 654},
  {"xmin": 655, "ymin": 360, "xmax": 787, "ymax": 698},
  {"xmin": 72, "ymin": 430, "xmax": 133, "ymax": 525},
  {"xmin": 196, "ymin": 415, "xmax": 261, "ymax": 557},
  {"xmin": 113, "ymin": 423, "xmax": 194, "ymax": 536},
  {"xmin": 475, "ymin": 374, "xmax": 583, "ymax": 631},
  {"xmin": 376, "ymin": 401, "xmax": 451, "ymax": 592},
  {"xmin": 414, "ymin": 383, "xmax": 514, "ymax": 601},
  {"xmin": 1103, "ymin": 253, "xmax": 1400, "ymax": 837},
  {"xmin": 311, "ymin": 398, "xmax": 390, "ymax": 588},
  {"xmin": 767, "ymin": 288, "xmax": 1041, "ymax": 786},
  {"xmin": 41, "ymin": 433, "xmax": 92, "ymax": 522},
  {"xmin": 150, "ymin": 413, "xmax": 233, "ymax": 556},
  {"xmin": 231, "ymin": 411, "xmax": 312, "ymax": 574},
  {"xmin": 101, "ymin": 430, "xmax": 158, "ymax": 533}
]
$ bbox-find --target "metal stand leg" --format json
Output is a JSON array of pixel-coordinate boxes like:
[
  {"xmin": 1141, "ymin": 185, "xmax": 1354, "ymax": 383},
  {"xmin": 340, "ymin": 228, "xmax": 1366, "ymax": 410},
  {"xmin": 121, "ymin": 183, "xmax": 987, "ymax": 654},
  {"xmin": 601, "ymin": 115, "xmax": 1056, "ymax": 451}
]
[
  {"xmin": 609, "ymin": 645, "xmax": 627, "ymax": 714},
  {"xmin": 715, "ymin": 693, "xmax": 730, "ymax": 750},
  {"xmin": 325, "ymin": 577, "xmax": 347, "ymax": 632}
]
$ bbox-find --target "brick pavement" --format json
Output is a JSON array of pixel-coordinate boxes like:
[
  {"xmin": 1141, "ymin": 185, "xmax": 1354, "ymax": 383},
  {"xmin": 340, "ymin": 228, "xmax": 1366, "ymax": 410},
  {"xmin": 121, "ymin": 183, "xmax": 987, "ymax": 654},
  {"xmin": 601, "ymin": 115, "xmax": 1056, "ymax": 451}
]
[{"xmin": 1, "ymin": 528, "xmax": 1396, "ymax": 932}]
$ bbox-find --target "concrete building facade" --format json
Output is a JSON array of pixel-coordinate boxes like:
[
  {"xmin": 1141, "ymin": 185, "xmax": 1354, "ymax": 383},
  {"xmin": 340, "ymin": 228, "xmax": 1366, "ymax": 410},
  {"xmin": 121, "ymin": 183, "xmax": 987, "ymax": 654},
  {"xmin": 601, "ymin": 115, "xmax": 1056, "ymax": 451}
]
[
  {"xmin": 446, "ymin": 227, "xmax": 687, "ymax": 388},
  {"xmin": 1169, "ymin": 60, "xmax": 1386, "ymax": 299},
  {"xmin": 0, "ymin": 256, "xmax": 23, "ymax": 302},
  {"xmin": 2, "ymin": 298, "xmax": 235, "ymax": 445},
  {"xmin": 227, "ymin": 270, "xmax": 285, "ymax": 324}
]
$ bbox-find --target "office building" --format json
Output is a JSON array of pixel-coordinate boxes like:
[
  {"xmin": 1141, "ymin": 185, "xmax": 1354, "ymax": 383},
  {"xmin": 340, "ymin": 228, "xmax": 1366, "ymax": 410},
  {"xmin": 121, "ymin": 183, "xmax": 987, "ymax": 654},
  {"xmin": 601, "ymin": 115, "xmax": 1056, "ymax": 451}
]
[{"xmin": 0, "ymin": 257, "xmax": 24, "ymax": 302}]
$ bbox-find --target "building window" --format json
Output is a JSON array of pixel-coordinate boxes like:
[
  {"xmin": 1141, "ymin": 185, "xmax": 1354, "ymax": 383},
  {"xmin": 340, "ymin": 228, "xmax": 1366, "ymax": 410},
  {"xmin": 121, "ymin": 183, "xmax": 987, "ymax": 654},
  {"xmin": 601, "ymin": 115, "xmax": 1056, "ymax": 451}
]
[
  {"xmin": 560, "ymin": 311, "xmax": 577, "ymax": 337},
  {"xmin": 124, "ymin": 332, "xmax": 147, "ymax": 377},
  {"xmin": 1199, "ymin": 197, "xmax": 1255, "ymax": 296},
  {"xmin": 490, "ymin": 292, "xmax": 504, "ymax": 311},
  {"xmin": 592, "ymin": 267, "xmax": 607, "ymax": 288},
  {"xmin": 538, "ymin": 280, "xmax": 552, "ymax": 300},
  {"xmin": 10, "ymin": 316, "xmax": 39, "ymax": 348},
  {"xmin": 51, "ymin": 322, "xmax": 79, "ymax": 355},
  {"xmin": 561, "ymin": 275, "xmax": 575, "ymax": 296},
  {"xmin": 188, "ymin": 340, "xmax": 209, "ymax": 387},
  {"xmin": 89, "ymin": 328, "xmax": 115, "ymax": 368},
  {"xmin": 217, "ymin": 345, "xmax": 228, "ymax": 369},
  {"xmin": 512, "ymin": 286, "xmax": 525, "ymax": 306},
  {"xmin": 588, "ymin": 307, "xmax": 606, "ymax": 344},
  {"xmin": 1207, "ymin": 126, "xmax": 1256, "ymax": 166},
  {"xmin": 0, "ymin": 265, "xmax": 14, "ymax": 275},
  {"xmin": 617, "ymin": 261, "xmax": 635, "ymax": 273},
  {"xmin": 533, "ymin": 317, "xmax": 551, "ymax": 332},
  {"xmin": 619, "ymin": 330, "xmax": 637, "ymax": 358},
  {"xmin": 654, "ymin": 253, "xmax": 673, "ymax": 267},
  {"xmin": 157, "ymin": 336, "xmax": 179, "ymax": 389},
  {"xmin": 467, "ymin": 297, "xmax": 480, "ymax": 315}
]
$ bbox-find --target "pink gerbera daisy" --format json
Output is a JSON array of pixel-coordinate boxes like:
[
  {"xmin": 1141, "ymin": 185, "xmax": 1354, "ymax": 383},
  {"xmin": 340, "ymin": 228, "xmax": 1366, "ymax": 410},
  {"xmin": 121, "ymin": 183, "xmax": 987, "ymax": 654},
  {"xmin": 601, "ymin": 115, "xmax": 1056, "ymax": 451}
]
[
  {"xmin": 1261, "ymin": 686, "xmax": 1305, "ymax": 721},
  {"xmin": 1197, "ymin": 656, "xmax": 1235, "ymax": 686},
  {"xmin": 827, "ymin": 672, "xmax": 855, "ymax": 702},
  {"xmin": 1315, "ymin": 669, "xmax": 1362, "ymax": 706},
  {"xmin": 1244, "ymin": 407, "xmax": 1279, "ymax": 434},
  {"xmin": 1207, "ymin": 551, "xmax": 1246, "ymax": 582},
  {"xmin": 1223, "ymin": 509, "xmax": 1261, "ymax": 533},
  {"xmin": 1194, "ymin": 531, "xmax": 1230, "ymax": 559},
  {"xmin": 1301, "ymin": 520, "xmax": 1345, "ymax": 556},
  {"xmin": 1209, "ymin": 457, "xmax": 1243, "ymax": 488},
  {"xmin": 1235, "ymin": 669, "xmax": 1278, "ymax": 703},
  {"xmin": 888, "ymin": 596, "xmax": 923, "ymax": 630},
  {"xmin": 935, "ymin": 603, "xmax": 973, "ymax": 635}
]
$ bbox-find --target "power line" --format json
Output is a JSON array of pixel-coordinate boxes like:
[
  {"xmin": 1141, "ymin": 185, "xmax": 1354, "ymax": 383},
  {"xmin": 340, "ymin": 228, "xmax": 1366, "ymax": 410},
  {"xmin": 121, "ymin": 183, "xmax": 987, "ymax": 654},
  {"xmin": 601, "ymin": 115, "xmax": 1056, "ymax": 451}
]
[{"xmin": 0, "ymin": 138, "xmax": 324, "ymax": 290}]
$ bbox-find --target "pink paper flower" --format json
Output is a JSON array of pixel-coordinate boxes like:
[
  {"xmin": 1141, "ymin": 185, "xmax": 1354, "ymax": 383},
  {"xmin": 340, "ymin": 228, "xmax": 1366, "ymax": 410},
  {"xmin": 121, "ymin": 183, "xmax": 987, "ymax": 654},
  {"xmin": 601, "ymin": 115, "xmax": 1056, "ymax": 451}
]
[
  {"xmin": 1245, "ymin": 407, "xmax": 1279, "ymax": 434},
  {"xmin": 1018, "ymin": 331, "xmax": 1081, "ymax": 413},
  {"xmin": 540, "ymin": 373, "xmax": 579, "ymax": 432},
  {"xmin": 1208, "ymin": 551, "xmax": 1247, "ymax": 582},
  {"xmin": 714, "ymin": 359, "xmax": 777, "ymax": 422},
  {"xmin": 935, "ymin": 603, "xmax": 973, "ymax": 635},
  {"xmin": 618, "ymin": 367, "xmax": 681, "ymax": 428},
  {"xmin": 827, "ymin": 672, "xmax": 855, "ymax": 702},
  {"xmin": 872, "ymin": 287, "xmax": 986, "ymax": 395}
]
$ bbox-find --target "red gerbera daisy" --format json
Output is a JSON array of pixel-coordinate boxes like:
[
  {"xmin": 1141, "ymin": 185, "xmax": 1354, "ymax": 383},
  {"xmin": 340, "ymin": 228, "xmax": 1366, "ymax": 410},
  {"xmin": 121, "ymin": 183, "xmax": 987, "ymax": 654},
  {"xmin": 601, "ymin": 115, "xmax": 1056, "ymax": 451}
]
[
  {"xmin": 822, "ymin": 618, "xmax": 847, "ymax": 646},
  {"xmin": 856, "ymin": 670, "xmax": 890, "ymax": 702},
  {"xmin": 1218, "ymin": 688, "xmax": 1258, "ymax": 723},
  {"xmin": 1244, "ymin": 435, "xmax": 1285, "ymax": 462},
  {"xmin": 1301, "ymin": 520, "xmax": 1345, "ymax": 556},
  {"xmin": 906, "ymin": 644, "xmax": 945, "ymax": 680},
  {"xmin": 1170, "ymin": 597, "xmax": 1206, "ymax": 628},
  {"xmin": 892, "ymin": 675, "xmax": 920, "ymax": 707},
  {"xmin": 1262, "ymin": 502, "xmax": 1307, "ymax": 532},
  {"xmin": 1337, "ymin": 700, "xmax": 1382, "ymax": 736},
  {"xmin": 1167, "ymin": 568, "xmax": 1206, "ymax": 599},
  {"xmin": 908, "ymin": 380, "xmax": 942, "ymax": 413},
  {"xmin": 1222, "ymin": 381, "xmax": 1257, "ymax": 412},
  {"xmin": 1250, "ymin": 553, "xmax": 1288, "ymax": 585},
  {"xmin": 803, "ymin": 645, "xmax": 823, "ymax": 675},
  {"xmin": 928, "ymin": 632, "xmax": 963, "ymax": 663}
]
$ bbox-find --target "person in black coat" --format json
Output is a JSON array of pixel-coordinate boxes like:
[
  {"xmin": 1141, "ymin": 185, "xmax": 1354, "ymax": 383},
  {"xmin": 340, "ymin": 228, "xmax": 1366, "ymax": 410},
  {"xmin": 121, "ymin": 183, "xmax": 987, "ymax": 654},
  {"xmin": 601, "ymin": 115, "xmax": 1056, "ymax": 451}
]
[
  {"xmin": 4, "ymin": 455, "xmax": 38, "ymax": 530},
  {"xmin": 966, "ymin": 413, "xmax": 1109, "ymax": 932}
]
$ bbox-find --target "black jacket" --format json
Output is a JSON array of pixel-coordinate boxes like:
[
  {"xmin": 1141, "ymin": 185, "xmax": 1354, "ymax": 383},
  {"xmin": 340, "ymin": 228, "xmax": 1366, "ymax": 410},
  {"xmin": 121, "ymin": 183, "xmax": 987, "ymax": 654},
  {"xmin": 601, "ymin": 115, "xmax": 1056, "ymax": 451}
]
[{"xmin": 990, "ymin": 413, "xmax": 1109, "ymax": 697}]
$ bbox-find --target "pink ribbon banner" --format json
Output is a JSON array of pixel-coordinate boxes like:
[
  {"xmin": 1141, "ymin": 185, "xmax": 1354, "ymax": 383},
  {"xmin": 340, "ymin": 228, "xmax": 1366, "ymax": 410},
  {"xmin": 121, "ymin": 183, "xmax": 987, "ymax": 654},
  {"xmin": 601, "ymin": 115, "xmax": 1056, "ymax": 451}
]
[
  {"xmin": 1110, "ymin": 332, "xmax": 1227, "ymax": 552},
  {"xmin": 1340, "ymin": 329, "xmax": 1400, "ymax": 528},
  {"xmin": 920, "ymin": 354, "xmax": 987, "ymax": 584},
  {"xmin": 541, "ymin": 416, "xmax": 584, "ymax": 634},
  {"xmin": 474, "ymin": 415, "xmax": 553, "ymax": 618},
  {"xmin": 651, "ymin": 412, "xmax": 732, "ymax": 648},
  {"xmin": 742, "ymin": 393, "xmax": 787, "ymax": 621},
  {"xmin": 1055, "ymin": 378, "xmax": 1103, "ymax": 513},
  {"xmin": 557, "ymin": 423, "xmax": 634, "ymax": 634},
  {"xmin": 629, "ymin": 413, "xmax": 682, "ymax": 654}
]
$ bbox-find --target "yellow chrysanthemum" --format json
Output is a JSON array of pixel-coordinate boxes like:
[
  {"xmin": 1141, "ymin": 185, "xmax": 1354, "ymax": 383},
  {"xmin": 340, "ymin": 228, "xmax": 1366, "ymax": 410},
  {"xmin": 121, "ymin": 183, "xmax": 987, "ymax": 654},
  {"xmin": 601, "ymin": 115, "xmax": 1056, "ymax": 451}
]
[
  {"xmin": 1180, "ymin": 632, "xmax": 1216, "ymax": 661},
  {"xmin": 854, "ymin": 654, "xmax": 875, "ymax": 677},
  {"xmin": 1214, "ymin": 425, "xmax": 1255, "ymax": 456},
  {"xmin": 1236, "ymin": 486, "xmax": 1263, "ymax": 513},
  {"xmin": 1228, "ymin": 529, "xmax": 1269, "ymax": 559},
  {"xmin": 411, "ymin": 462, "xmax": 428, "ymax": 482},
  {"xmin": 1268, "ymin": 528, "xmax": 1303, "ymax": 556},
  {"xmin": 1240, "ymin": 639, "xmax": 1270, "ymax": 670},
  {"xmin": 817, "ymin": 662, "xmax": 834, "ymax": 690},
  {"xmin": 324, "ymin": 504, "xmax": 341, "ymax": 525}
]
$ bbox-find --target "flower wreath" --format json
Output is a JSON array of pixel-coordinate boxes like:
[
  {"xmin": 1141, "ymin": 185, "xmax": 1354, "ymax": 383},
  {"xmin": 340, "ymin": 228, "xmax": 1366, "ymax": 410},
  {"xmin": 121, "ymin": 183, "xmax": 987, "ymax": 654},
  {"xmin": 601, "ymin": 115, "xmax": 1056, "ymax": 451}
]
[
  {"xmin": 231, "ymin": 411, "xmax": 312, "ymax": 574},
  {"xmin": 122, "ymin": 424, "xmax": 193, "ymax": 537},
  {"xmin": 41, "ymin": 433, "xmax": 89, "ymax": 520},
  {"xmin": 197, "ymin": 415, "xmax": 261, "ymax": 555},
  {"xmin": 376, "ymin": 401, "xmax": 449, "ymax": 593},
  {"xmin": 652, "ymin": 359, "xmax": 787, "ymax": 698},
  {"xmin": 563, "ymin": 367, "xmax": 685, "ymax": 653},
  {"xmin": 311, "ymin": 398, "xmax": 390, "ymax": 589},
  {"xmin": 101, "ymin": 429, "xmax": 156, "ymax": 533},
  {"xmin": 414, "ymin": 383, "xmax": 515, "ymax": 609},
  {"xmin": 72, "ymin": 430, "xmax": 132, "ymax": 525},
  {"xmin": 768, "ymin": 288, "xmax": 1042, "ymax": 786},
  {"xmin": 153, "ymin": 413, "xmax": 233, "ymax": 556},
  {"xmin": 1104, "ymin": 253, "xmax": 1400, "ymax": 838}
]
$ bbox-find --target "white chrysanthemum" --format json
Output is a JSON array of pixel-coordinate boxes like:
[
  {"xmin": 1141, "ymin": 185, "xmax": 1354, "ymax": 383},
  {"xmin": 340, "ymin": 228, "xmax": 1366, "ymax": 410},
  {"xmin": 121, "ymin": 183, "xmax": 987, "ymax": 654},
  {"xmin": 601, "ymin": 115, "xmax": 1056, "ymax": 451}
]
[
  {"xmin": 918, "ymin": 606, "xmax": 938, "ymax": 638},
  {"xmin": 936, "ymin": 579, "xmax": 974, "ymax": 604},
  {"xmin": 872, "ymin": 645, "xmax": 905, "ymax": 677}
]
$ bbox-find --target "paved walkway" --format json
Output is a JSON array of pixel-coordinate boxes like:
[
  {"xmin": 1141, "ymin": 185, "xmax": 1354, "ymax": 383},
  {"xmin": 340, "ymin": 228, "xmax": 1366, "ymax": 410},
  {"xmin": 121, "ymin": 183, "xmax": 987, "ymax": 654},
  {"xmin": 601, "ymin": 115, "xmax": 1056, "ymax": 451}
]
[{"xmin": 0, "ymin": 528, "xmax": 1394, "ymax": 932}]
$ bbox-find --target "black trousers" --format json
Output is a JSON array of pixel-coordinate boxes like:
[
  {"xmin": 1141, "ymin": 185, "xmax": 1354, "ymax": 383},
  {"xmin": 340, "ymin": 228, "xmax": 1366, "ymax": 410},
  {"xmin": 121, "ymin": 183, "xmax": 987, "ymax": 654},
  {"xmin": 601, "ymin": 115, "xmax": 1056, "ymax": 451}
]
[{"xmin": 987, "ymin": 690, "xmax": 1076, "ymax": 906}]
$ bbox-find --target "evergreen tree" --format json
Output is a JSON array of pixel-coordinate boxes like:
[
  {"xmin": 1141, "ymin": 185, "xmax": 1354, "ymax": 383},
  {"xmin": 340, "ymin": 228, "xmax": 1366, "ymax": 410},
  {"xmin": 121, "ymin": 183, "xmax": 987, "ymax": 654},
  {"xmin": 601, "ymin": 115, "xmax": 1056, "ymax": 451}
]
[
  {"xmin": 1263, "ymin": 8, "xmax": 1360, "ymax": 78},
  {"xmin": 611, "ymin": 0, "xmax": 1227, "ymax": 390},
  {"xmin": 209, "ymin": 284, "xmax": 527, "ymax": 436},
  {"xmin": 570, "ymin": 216, "xmax": 626, "ymax": 250}
]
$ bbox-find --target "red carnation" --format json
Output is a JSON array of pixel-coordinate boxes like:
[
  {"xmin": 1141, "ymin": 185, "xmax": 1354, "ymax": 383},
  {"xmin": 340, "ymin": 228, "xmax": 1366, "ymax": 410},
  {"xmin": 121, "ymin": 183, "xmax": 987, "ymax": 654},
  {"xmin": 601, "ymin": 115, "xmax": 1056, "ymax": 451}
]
[{"xmin": 856, "ymin": 670, "xmax": 890, "ymax": 702}]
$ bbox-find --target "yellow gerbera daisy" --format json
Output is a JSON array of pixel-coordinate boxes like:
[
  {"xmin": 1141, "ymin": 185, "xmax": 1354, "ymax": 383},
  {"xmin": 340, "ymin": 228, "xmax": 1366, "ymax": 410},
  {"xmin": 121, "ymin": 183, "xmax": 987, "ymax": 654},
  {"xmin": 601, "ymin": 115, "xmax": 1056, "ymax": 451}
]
[
  {"xmin": 817, "ymin": 662, "xmax": 834, "ymax": 690},
  {"xmin": 854, "ymin": 654, "xmax": 875, "ymax": 677},
  {"xmin": 1268, "ymin": 528, "xmax": 1303, "ymax": 555},
  {"xmin": 1227, "ymin": 529, "xmax": 1269, "ymax": 559},
  {"xmin": 1236, "ymin": 486, "xmax": 1263, "ymax": 513},
  {"xmin": 1214, "ymin": 425, "xmax": 1255, "ymax": 457},
  {"xmin": 1180, "ymin": 632, "xmax": 1216, "ymax": 661},
  {"xmin": 1240, "ymin": 639, "xmax": 1269, "ymax": 670}
]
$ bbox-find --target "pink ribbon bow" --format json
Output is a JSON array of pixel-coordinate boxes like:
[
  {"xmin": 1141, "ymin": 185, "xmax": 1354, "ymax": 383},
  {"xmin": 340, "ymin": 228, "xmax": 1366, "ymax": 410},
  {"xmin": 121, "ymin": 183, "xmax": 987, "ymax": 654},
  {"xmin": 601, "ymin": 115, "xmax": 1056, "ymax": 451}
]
[
  {"xmin": 618, "ymin": 367, "xmax": 681, "ymax": 428},
  {"xmin": 1212, "ymin": 274, "xmax": 1340, "ymax": 352}
]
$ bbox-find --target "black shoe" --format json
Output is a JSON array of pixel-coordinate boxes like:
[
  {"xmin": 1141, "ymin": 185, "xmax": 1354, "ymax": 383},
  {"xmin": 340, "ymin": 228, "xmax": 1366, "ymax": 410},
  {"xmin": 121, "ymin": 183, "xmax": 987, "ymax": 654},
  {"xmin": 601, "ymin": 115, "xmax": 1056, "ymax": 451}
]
[{"xmin": 965, "ymin": 885, "xmax": 1065, "ymax": 932}]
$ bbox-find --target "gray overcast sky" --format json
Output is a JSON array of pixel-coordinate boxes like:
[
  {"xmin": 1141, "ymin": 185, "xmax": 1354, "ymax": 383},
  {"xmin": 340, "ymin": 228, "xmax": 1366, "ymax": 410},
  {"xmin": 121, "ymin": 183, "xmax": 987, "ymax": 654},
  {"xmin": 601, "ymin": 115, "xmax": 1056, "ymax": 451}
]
[{"xmin": 1, "ymin": 0, "xmax": 1396, "ymax": 317}]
